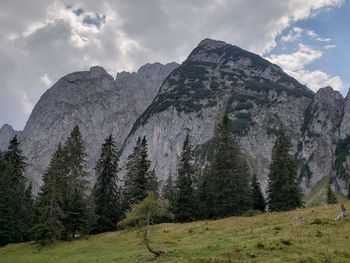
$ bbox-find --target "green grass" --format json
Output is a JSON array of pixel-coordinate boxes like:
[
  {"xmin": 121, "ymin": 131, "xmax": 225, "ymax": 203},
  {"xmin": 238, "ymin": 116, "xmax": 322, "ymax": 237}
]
[{"xmin": 1, "ymin": 201, "xmax": 350, "ymax": 263}]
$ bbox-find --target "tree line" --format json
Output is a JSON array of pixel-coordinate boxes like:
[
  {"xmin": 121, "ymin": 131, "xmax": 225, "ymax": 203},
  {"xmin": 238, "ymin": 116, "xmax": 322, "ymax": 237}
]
[{"xmin": 1, "ymin": 115, "xmax": 323, "ymax": 246}]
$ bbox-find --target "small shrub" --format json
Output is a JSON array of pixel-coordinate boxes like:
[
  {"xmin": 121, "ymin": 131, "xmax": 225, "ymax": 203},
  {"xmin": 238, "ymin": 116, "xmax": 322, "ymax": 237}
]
[
  {"xmin": 256, "ymin": 240, "xmax": 265, "ymax": 249},
  {"xmin": 316, "ymin": 230, "xmax": 323, "ymax": 237},
  {"xmin": 234, "ymin": 102, "xmax": 253, "ymax": 111},
  {"xmin": 274, "ymin": 226, "xmax": 282, "ymax": 231},
  {"xmin": 280, "ymin": 239, "xmax": 292, "ymax": 246}
]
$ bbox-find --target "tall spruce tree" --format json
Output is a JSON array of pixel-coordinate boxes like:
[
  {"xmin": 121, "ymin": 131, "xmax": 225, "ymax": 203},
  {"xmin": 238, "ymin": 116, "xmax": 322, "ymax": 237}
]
[
  {"xmin": 93, "ymin": 135, "xmax": 121, "ymax": 233},
  {"xmin": 267, "ymin": 126, "xmax": 303, "ymax": 211},
  {"xmin": 123, "ymin": 136, "xmax": 156, "ymax": 209},
  {"xmin": 251, "ymin": 175, "xmax": 266, "ymax": 212},
  {"xmin": 197, "ymin": 164, "xmax": 215, "ymax": 219},
  {"xmin": 174, "ymin": 133, "xmax": 197, "ymax": 222},
  {"xmin": 0, "ymin": 136, "xmax": 29, "ymax": 246},
  {"xmin": 162, "ymin": 174, "xmax": 175, "ymax": 204},
  {"xmin": 209, "ymin": 116, "xmax": 252, "ymax": 218},
  {"xmin": 24, "ymin": 183, "xmax": 35, "ymax": 240},
  {"xmin": 33, "ymin": 144, "xmax": 66, "ymax": 245},
  {"xmin": 61, "ymin": 126, "xmax": 89, "ymax": 240}
]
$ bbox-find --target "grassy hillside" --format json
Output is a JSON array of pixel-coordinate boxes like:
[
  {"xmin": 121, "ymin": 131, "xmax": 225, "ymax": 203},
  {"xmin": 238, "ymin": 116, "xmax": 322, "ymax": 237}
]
[{"xmin": 1, "ymin": 201, "xmax": 349, "ymax": 263}]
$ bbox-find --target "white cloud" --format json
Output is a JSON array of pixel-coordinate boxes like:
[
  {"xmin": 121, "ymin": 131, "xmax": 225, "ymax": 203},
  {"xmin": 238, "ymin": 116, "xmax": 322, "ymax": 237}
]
[
  {"xmin": 324, "ymin": 44, "xmax": 336, "ymax": 49},
  {"xmin": 39, "ymin": 73, "xmax": 52, "ymax": 87},
  {"xmin": 267, "ymin": 44, "xmax": 345, "ymax": 91},
  {"xmin": 268, "ymin": 44, "xmax": 322, "ymax": 71},
  {"xmin": 281, "ymin": 27, "xmax": 303, "ymax": 42},
  {"xmin": 0, "ymin": 0, "xmax": 345, "ymax": 129}
]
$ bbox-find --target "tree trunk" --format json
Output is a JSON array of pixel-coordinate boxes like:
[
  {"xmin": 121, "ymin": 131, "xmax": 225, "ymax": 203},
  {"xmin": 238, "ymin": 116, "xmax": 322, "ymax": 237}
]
[{"xmin": 143, "ymin": 210, "xmax": 164, "ymax": 256}]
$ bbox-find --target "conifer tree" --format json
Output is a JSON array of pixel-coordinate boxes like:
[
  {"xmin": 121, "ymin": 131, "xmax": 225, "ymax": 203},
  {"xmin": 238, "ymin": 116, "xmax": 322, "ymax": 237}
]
[
  {"xmin": 197, "ymin": 165, "xmax": 215, "ymax": 219},
  {"xmin": 327, "ymin": 181, "xmax": 338, "ymax": 204},
  {"xmin": 24, "ymin": 183, "xmax": 35, "ymax": 240},
  {"xmin": 209, "ymin": 116, "xmax": 252, "ymax": 217},
  {"xmin": 147, "ymin": 169, "xmax": 159, "ymax": 196},
  {"xmin": 33, "ymin": 144, "xmax": 66, "ymax": 245},
  {"xmin": 174, "ymin": 133, "xmax": 197, "ymax": 222},
  {"xmin": 251, "ymin": 175, "xmax": 266, "ymax": 212},
  {"xmin": 162, "ymin": 174, "xmax": 175, "ymax": 204},
  {"xmin": 267, "ymin": 126, "xmax": 303, "ymax": 211},
  {"xmin": 123, "ymin": 136, "xmax": 155, "ymax": 209},
  {"xmin": 61, "ymin": 126, "xmax": 89, "ymax": 240},
  {"xmin": 0, "ymin": 136, "xmax": 28, "ymax": 246},
  {"xmin": 93, "ymin": 135, "xmax": 121, "ymax": 233}
]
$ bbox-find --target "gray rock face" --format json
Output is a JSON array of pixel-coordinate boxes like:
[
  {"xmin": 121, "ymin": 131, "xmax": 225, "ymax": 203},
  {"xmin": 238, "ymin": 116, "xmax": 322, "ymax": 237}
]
[
  {"xmin": 20, "ymin": 62, "xmax": 178, "ymax": 191},
  {"xmin": 0, "ymin": 124, "xmax": 21, "ymax": 152},
  {"xmin": 120, "ymin": 39, "xmax": 314, "ymax": 194},
  {"xmin": 299, "ymin": 87, "xmax": 344, "ymax": 194}
]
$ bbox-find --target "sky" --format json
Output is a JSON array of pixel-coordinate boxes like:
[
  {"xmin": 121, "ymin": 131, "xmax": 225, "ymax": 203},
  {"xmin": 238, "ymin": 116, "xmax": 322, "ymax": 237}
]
[{"xmin": 0, "ymin": 0, "xmax": 349, "ymax": 130}]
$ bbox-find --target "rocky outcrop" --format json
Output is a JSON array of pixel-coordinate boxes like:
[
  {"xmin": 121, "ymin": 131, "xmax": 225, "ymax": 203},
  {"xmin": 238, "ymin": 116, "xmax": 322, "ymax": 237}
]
[
  {"xmin": 0, "ymin": 124, "xmax": 21, "ymax": 152},
  {"xmin": 20, "ymin": 62, "xmax": 178, "ymax": 191},
  {"xmin": 298, "ymin": 87, "xmax": 344, "ymax": 194}
]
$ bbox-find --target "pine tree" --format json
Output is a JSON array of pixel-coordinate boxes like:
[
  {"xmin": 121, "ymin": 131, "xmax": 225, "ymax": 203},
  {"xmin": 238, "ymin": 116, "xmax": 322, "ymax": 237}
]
[
  {"xmin": 123, "ymin": 136, "xmax": 155, "ymax": 209},
  {"xmin": 327, "ymin": 181, "xmax": 338, "ymax": 204},
  {"xmin": 197, "ymin": 164, "xmax": 215, "ymax": 219},
  {"xmin": 209, "ymin": 116, "xmax": 252, "ymax": 218},
  {"xmin": 24, "ymin": 183, "xmax": 35, "ymax": 240},
  {"xmin": 32, "ymin": 144, "xmax": 66, "ymax": 245},
  {"xmin": 147, "ymin": 169, "xmax": 159, "ymax": 196},
  {"xmin": 61, "ymin": 126, "xmax": 89, "ymax": 240},
  {"xmin": 174, "ymin": 133, "xmax": 197, "ymax": 222},
  {"xmin": 93, "ymin": 135, "xmax": 121, "ymax": 233},
  {"xmin": 162, "ymin": 174, "xmax": 175, "ymax": 204},
  {"xmin": 267, "ymin": 126, "xmax": 303, "ymax": 212},
  {"xmin": 0, "ymin": 136, "xmax": 28, "ymax": 246},
  {"xmin": 251, "ymin": 175, "xmax": 266, "ymax": 212}
]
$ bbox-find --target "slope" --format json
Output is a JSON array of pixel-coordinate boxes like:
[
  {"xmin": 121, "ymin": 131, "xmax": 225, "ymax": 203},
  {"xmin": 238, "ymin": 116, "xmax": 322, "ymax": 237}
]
[{"xmin": 1, "ymin": 201, "xmax": 349, "ymax": 263}]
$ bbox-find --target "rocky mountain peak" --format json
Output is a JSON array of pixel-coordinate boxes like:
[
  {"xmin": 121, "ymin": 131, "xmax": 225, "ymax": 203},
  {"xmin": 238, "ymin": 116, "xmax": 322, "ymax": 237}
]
[
  {"xmin": 0, "ymin": 124, "xmax": 14, "ymax": 132},
  {"xmin": 19, "ymin": 62, "xmax": 178, "ymax": 192},
  {"xmin": 315, "ymin": 86, "xmax": 342, "ymax": 100},
  {"xmin": 197, "ymin": 38, "xmax": 228, "ymax": 50},
  {"xmin": 89, "ymin": 66, "xmax": 110, "ymax": 78},
  {"xmin": 0, "ymin": 124, "xmax": 20, "ymax": 151}
]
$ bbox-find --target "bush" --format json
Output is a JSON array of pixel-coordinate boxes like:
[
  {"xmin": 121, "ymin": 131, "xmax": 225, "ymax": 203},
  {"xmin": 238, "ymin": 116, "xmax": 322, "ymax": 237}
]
[
  {"xmin": 234, "ymin": 102, "xmax": 253, "ymax": 111},
  {"xmin": 242, "ymin": 209, "xmax": 262, "ymax": 217}
]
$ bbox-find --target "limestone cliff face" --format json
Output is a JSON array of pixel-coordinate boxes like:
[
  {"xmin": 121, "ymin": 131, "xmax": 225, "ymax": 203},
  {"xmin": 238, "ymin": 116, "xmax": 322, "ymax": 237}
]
[
  {"xmin": 298, "ymin": 87, "xmax": 344, "ymax": 194},
  {"xmin": 0, "ymin": 124, "xmax": 21, "ymax": 152},
  {"xmin": 120, "ymin": 39, "xmax": 314, "ymax": 194},
  {"xmin": 20, "ymin": 63, "xmax": 178, "ymax": 191}
]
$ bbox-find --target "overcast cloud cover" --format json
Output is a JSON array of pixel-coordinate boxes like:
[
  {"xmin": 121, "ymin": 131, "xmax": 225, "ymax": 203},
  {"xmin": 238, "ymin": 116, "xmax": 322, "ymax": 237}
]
[{"xmin": 0, "ymin": 0, "xmax": 347, "ymax": 130}]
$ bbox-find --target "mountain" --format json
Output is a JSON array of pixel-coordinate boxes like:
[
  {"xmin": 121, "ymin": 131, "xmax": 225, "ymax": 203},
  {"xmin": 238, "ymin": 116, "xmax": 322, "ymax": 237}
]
[
  {"xmin": 0, "ymin": 124, "xmax": 21, "ymax": 152},
  {"xmin": 1, "ymin": 38, "xmax": 349, "ymax": 197},
  {"xmin": 19, "ymin": 62, "xmax": 178, "ymax": 191},
  {"xmin": 120, "ymin": 38, "xmax": 315, "ymax": 194}
]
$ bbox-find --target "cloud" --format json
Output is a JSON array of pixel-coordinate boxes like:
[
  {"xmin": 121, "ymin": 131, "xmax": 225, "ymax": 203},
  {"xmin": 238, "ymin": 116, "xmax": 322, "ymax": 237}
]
[
  {"xmin": 268, "ymin": 44, "xmax": 322, "ymax": 71},
  {"xmin": 39, "ymin": 74, "xmax": 53, "ymax": 87},
  {"xmin": 281, "ymin": 27, "xmax": 303, "ymax": 42},
  {"xmin": 324, "ymin": 44, "xmax": 336, "ymax": 49},
  {"xmin": 266, "ymin": 44, "xmax": 345, "ymax": 91},
  {"xmin": 0, "ymin": 0, "xmax": 345, "ymax": 129},
  {"xmin": 281, "ymin": 27, "xmax": 333, "ymax": 44}
]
